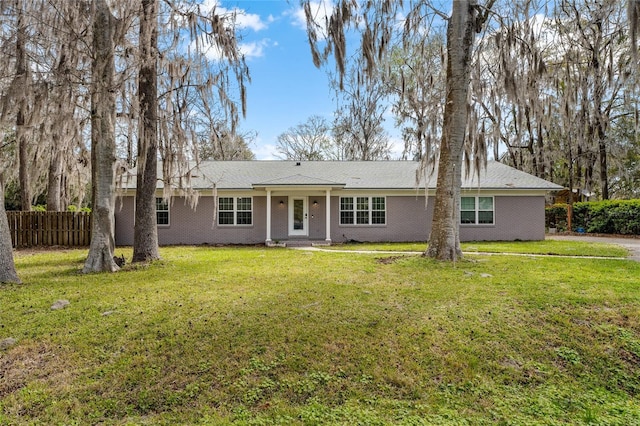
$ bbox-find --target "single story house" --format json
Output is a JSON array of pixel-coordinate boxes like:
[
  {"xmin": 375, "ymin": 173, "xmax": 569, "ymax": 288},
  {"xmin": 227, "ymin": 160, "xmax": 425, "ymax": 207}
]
[{"xmin": 114, "ymin": 160, "xmax": 563, "ymax": 246}]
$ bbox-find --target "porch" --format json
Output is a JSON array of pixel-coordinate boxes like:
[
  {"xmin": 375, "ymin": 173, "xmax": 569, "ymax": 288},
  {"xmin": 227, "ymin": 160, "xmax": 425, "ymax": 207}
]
[{"xmin": 254, "ymin": 174, "xmax": 346, "ymax": 246}]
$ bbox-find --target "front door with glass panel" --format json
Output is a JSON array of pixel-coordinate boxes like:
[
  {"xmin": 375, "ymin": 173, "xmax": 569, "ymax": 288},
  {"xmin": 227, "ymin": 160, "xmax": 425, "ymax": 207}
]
[{"xmin": 288, "ymin": 196, "xmax": 308, "ymax": 236}]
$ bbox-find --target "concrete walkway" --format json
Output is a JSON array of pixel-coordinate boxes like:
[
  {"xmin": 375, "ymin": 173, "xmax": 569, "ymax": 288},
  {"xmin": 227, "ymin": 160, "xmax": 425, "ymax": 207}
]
[
  {"xmin": 295, "ymin": 234, "xmax": 640, "ymax": 262},
  {"xmin": 545, "ymin": 234, "xmax": 640, "ymax": 262}
]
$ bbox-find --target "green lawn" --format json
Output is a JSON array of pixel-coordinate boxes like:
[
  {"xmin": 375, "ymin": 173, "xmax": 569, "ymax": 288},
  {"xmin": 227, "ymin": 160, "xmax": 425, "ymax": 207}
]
[
  {"xmin": 1, "ymin": 244, "xmax": 639, "ymax": 425},
  {"xmin": 327, "ymin": 240, "xmax": 630, "ymax": 258}
]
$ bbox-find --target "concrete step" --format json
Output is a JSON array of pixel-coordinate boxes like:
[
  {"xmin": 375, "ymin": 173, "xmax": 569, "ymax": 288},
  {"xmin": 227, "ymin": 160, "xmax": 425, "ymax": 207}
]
[{"xmin": 284, "ymin": 240, "xmax": 330, "ymax": 247}]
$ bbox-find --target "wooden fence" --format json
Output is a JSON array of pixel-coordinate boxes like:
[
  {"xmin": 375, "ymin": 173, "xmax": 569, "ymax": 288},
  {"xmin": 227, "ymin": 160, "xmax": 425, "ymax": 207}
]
[{"xmin": 7, "ymin": 211, "xmax": 92, "ymax": 248}]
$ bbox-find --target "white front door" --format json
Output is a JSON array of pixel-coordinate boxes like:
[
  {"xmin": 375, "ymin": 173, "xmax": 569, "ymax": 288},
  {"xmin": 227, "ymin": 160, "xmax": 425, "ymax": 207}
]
[{"xmin": 288, "ymin": 196, "xmax": 308, "ymax": 237}]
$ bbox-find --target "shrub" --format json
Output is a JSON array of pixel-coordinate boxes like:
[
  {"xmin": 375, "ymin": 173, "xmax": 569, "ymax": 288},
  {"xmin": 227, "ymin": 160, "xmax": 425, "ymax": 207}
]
[
  {"xmin": 571, "ymin": 200, "xmax": 640, "ymax": 235},
  {"xmin": 545, "ymin": 204, "xmax": 568, "ymax": 231},
  {"xmin": 571, "ymin": 203, "xmax": 589, "ymax": 232},
  {"xmin": 67, "ymin": 205, "xmax": 91, "ymax": 213}
]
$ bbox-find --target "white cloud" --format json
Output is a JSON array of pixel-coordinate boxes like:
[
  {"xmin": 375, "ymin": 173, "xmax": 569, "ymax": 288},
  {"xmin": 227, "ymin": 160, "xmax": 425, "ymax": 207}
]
[
  {"xmin": 253, "ymin": 142, "xmax": 278, "ymax": 160},
  {"xmin": 235, "ymin": 10, "xmax": 268, "ymax": 32},
  {"xmin": 289, "ymin": 6, "xmax": 307, "ymax": 29},
  {"xmin": 199, "ymin": 0, "xmax": 268, "ymax": 32},
  {"xmin": 288, "ymin": 0, "xmax": 334, "ymax": 34},
  {"xmin": 198, "ymin": 41, "xmax": 224, "ymax": 61},
  {"xmin": 188, "ymin": 1, "xmax": 271, "ymax": 61},
  {"xmin": 388, "ymin": 135, "xmax": 406, "ymax": 160},
  {"xmin": 239, "ymin": 39, "xmax": 271, "ymax": 59},
  {"xmin": 199, "ymin": 38, "xmax": 272, "ymax": 61},
  {"xmin": 199, "ymin": 0, "xmax": 220, "ymax": 12}
]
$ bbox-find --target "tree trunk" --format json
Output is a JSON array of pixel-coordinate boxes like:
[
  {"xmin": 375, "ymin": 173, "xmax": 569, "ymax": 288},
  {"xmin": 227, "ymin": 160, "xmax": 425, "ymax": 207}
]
[
  {"xmin": 132, "ymin": 0, "xmax": 160, "ymax": 263},
  {"xmin": 48, "ymin": 38, "xmax": 75, "ymax": 212},
  {"xmin": 46, "ymin": 142, "xmax": 63, "ymax": 211},
  {"xmin": 591, "ymin": 21, "xmax": 609, "ymax": 200},
  {"xmin": 594, "ymin": 99, "xmax": 609, "ymax": 199},
  {"xmin": 598, "ymin": 134, "xmax": 609, "ymax": 199},
  {"xmin": 83, "ymin": 0, "xmax": 119, "ymax": 273},
  {"xmin": 16, "ymin": 5, "xmax": 31, "ymax": 211},
  {"xmin": 0, "ymin": 176, "xmax": 20, "ymax": 283},
  {"xmin": 17, "ymin": 114, "xmax": 31, "ymax": 210},
  {"xmin": 536, "ymin": 123, "xmax": 546, "ymax": 179},
  {"xmin": 426, "ymin": 0, "xmax": 478, "ymax": 261}
]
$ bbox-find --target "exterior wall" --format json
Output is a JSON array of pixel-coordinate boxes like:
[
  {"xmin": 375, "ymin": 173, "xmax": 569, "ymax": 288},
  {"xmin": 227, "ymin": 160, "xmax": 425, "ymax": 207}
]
[
  {"xmin": 115, "ymin": 196, "xmax": 267, "ymax": 246},
  {"xmin": 114, "ymin": 193, "xmax": 547, "ymax": 246},
  {"xmin": 308, "ymin": 198, "xmax": 328, "ymax": 240},
  {"xmin": 332, "ymin": 196, "xmax": 432, "ymax": 243},
  {"xmin": 459, "ymin": 195, "xmax": 546, "ymax": 241},
  {"xmin": 332, "ymin": 195, "xmax": 546, "ymax": 243},
  {"xmin": 115, "ymin": 197, "xmax": 135, "ymax": 246},
  {"xmin": 270, "ymin": 196, "xmax": 289, "ymax": 241}
]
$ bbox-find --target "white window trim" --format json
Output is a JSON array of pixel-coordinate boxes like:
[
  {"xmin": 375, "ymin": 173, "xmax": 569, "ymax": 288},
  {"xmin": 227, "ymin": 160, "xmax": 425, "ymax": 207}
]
[
  {"xmin": 460, "ymin": 195, "xmax": 494, "ymax": 226},
  {"xmin": 155, "ymin": 197, "xmax": 170, "ymax": 227},
  {"xmin": 218, "ymin": 196, "xmax": 253, "ymax": 226},
  {"xmin": 339, "ymin": 196, "xmax": 387, "ymax": 226}
]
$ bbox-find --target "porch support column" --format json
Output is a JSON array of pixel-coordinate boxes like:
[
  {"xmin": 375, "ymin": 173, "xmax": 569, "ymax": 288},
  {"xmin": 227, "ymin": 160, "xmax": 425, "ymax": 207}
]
[
  {"xmin": 325, "ymin": 189, "xmax": 331, "ymax": 243},
  {"xmin": 266, "ymin": 189, "xmax": 272, "ymax": 244}
]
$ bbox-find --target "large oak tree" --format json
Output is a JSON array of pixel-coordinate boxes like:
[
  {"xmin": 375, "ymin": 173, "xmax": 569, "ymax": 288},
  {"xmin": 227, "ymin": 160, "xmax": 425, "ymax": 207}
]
[
  {"xmin": 303, "ymin": 0, "xmax": 494, "ymax": 260},
  {"xmin": 82, "ymin": 0, "xmax": 123, "ymax": 273},
  {"xmin": 132, "ymin": 0, "xmax": 160, "ymax": 263},
  {"xmin": 132, "ymin": 1, "xmax": 249, "ymax": 262}
]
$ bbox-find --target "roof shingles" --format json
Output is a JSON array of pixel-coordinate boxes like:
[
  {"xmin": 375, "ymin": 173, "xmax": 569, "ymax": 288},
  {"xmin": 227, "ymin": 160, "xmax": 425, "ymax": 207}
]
[{"xmin": 124, "ymin": 161, "xmax": 563, "ymax": 191}]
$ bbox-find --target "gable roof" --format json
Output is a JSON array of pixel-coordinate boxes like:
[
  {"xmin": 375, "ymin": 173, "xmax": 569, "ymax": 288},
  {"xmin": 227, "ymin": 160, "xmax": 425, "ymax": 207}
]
[
  {"xmin": 253, "ymin": 173, "xmax": 345, "ymax": 187},
  {"xmin": 123, "ymin": 160, "xmax": 563, "ymax": 191}
]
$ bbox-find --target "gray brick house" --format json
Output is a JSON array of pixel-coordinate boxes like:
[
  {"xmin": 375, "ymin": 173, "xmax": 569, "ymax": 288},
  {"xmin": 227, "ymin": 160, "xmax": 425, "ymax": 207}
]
[{"xmin": 114, "ymin": 161, "xmax": 563, "ymax": 246}]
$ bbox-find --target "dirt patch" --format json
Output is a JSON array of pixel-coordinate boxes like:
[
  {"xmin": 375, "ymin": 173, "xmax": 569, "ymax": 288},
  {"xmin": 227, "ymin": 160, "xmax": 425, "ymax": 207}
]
[
  {"xmin": 13, "ymin": 246, "xmax": 76, "ymax": 255},
  {"xmin": 375, "ymin": 256, "xmax": 405, "ymax": 264},
  {"xmin": 0, "ymin": 343, "xmax": 71, "ymax": 398}
]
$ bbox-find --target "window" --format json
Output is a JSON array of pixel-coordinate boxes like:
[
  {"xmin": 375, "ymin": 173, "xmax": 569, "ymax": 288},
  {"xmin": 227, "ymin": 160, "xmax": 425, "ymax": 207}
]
[
  {"xmin": 460, "ymin": 197, "xmax": 476, "ymax": 224},
  {"xmin": 236, "ymin": 197, "xmax": 252, "ymax": 225},
  {"xmin": 356, "ymin": 197, "xmax": 369, "ymax": 224},
  {"xmin": 340, "ymin": 197, "xmax": 354, "ymax": 224},
  {"xmin": 461, "ymin": 196, "xmax": 494, "ymax": 225},
  {"xmin": 156, "ymin": 198, "xmax": 169, "ymax": 225},
  {"xmin": 340, "ymin": 196, "xmax": 386, "ymax": 225},
  {"xmin": 371, "ymin": 197, "xmax": 386, "ymax": 224},
  {"xmin": 218, "ymin": 197, "xmax": 235, "ymax": 225},
  {"xmin": 218, "ymin": 197, "xmax": 252, "ymax": 226}
]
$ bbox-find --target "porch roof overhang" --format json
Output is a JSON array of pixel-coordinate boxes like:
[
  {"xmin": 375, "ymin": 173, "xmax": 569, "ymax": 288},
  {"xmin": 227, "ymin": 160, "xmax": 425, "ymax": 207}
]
[{"xmin": 252, "ymin": 174, "xmax": 346, "ymax": 191}]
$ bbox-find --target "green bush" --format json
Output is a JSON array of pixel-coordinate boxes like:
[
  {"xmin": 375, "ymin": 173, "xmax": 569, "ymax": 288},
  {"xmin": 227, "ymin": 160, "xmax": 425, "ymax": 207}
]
[
  {"xmin": 67, "ymin": 205, "xmax": 91, "ymax": 213},
  {"xmin": 571, "ymin": 203, "xmax": 590, "ymax": 232},
  {"xmin": 545, "ymin": 204, "xmax": 568, "ymax": 231},
  {"xmin": 571, "ymin": 200, "xmax": 640, "ymax": 235},
  {"xmin": 27, "ymin": 205, "xmax": 91, "ymax": 213}
]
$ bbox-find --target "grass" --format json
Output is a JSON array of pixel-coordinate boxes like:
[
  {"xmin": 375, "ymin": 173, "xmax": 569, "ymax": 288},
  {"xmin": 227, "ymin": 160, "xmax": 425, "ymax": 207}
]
[
  {"xmin": 327, "ymin": 240, "xmax": 630, "ymax": 258},
  {"xmin": 1, "ymin": 243, "xmax": 639, "ymax": 425}
]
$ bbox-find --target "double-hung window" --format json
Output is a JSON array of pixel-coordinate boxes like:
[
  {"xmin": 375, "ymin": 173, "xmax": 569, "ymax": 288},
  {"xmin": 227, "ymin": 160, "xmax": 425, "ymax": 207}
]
[
  {"xmin": 340, "ymin": 196, "xmax": 386, "ymax": 225},
  {"xmin": 460, "ymin": 196, "xmax": 494, "ymax": 225},
  {"xmin": 218, "ymin": 197, "xmax": 252, "ymax": 226},
  {"xmin": 156, "ymin": 198, "xmax": 169, "ymax": 225}
]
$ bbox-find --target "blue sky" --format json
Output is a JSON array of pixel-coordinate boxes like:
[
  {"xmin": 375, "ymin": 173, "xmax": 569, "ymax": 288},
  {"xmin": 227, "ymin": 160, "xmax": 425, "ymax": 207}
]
[{"xmin": 212, "ymin": 0, "xmax": 403, "ymax": 160}]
